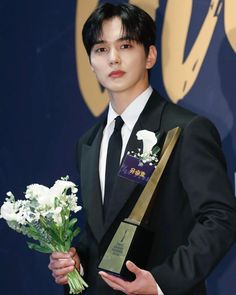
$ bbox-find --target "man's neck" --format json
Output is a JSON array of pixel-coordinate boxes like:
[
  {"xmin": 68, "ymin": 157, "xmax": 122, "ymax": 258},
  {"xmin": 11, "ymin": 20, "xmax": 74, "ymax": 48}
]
[{"xmin": 109, "ymin": 85, "xmax": 150, "ymax": 115}]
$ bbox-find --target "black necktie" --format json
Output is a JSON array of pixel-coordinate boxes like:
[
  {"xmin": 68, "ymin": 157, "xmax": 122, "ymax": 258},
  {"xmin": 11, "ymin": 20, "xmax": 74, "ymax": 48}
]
[{"xmin": 104, "ymin": 116, "xmax": 124, "ymax": 217}]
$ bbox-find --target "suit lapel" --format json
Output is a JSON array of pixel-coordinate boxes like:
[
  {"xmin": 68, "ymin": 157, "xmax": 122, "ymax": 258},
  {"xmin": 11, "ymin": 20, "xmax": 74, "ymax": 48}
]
[
  {"xmin": 104, "ymin": 90, "xmax": 167, "ymax": 231},
  {"xmin": 80, "ymin": 122, "xmax": 105, "ymax": 242}
]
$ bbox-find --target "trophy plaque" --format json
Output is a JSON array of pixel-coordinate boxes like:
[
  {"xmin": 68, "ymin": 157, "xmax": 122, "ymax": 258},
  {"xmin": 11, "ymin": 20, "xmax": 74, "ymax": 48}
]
[
  {"xmin": 98, "ymin": 127, "xmax": 181, "ymax": 280},
  {"xmin": 98, "ymin": 221, "xmax": 154, "ymax": 281}
]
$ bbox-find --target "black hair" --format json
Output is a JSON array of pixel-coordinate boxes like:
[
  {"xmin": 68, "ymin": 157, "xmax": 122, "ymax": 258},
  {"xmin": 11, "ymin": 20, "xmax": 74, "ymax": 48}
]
[{"xmin": 82, "ymin": 3, "xmax": 156, "ymax": 56}]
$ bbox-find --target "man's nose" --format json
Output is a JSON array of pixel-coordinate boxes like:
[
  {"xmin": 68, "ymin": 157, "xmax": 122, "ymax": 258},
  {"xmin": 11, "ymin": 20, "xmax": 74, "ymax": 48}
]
[{"xmin": 108, "ymin": 48, "xmax": 121, "ymax": 65}]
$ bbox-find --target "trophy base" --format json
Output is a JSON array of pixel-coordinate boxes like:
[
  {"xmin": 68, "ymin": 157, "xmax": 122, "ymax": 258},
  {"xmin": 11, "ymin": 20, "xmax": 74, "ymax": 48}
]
[{"xmin": 98, "ymin": 221, "xmax": 153, "ymax": 281}]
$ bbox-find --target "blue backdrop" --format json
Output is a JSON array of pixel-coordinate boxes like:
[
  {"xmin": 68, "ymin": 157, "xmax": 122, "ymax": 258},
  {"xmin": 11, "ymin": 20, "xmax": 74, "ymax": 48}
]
[{"xmin": 0, "ymin": 1, "xmax": 235, "ymax": 294}]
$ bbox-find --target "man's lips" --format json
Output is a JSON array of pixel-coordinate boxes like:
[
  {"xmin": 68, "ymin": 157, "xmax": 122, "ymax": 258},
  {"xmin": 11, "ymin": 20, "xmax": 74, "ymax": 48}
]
[{"xmin": 109, "ymin": 70, "xmax": 125, "ymax": 78}]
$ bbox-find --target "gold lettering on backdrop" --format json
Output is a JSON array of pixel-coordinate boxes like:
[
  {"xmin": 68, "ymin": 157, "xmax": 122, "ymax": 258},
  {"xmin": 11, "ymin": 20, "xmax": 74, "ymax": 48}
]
[
  {"xmin": 75, "ymin": 0, "xmax": 109, "ymax": 117},
  {"xmin": 162, "ymin": 0, "xmax": 223, "ymax": 103},
  {"xmin": 225, "ymin": 0, "xmax": 236, "ymax": 53},
  {"xmin": 130, "ymin": 0, "xmax": 159, "ymax": 19}
]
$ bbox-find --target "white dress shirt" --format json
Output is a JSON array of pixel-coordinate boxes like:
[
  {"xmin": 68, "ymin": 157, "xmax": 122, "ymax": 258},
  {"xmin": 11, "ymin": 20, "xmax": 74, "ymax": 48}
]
[
  {"xmin": 98, "ymin": 86, "xmax": 164, "ymax": 295},
  {"xmin": 99, "ymin": 86, "xmax": 152, "ymax": 200}
]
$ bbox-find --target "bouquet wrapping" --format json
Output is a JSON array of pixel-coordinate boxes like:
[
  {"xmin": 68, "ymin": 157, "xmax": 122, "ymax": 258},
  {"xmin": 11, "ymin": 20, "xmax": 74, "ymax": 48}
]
[{"xmin": 0, "ymin": 176, "xmax": 88, "ymax": 294}]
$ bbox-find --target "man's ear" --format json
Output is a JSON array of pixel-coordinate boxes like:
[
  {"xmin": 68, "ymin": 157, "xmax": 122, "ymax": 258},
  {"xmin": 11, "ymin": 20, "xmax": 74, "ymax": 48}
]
[{"xmin": 146, "ymin": 45, "xmax": 157, "ymax": 70}]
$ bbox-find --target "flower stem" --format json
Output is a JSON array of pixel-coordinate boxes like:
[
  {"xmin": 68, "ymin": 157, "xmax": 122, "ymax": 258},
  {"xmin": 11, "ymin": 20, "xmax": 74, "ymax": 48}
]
[{"xmin": 67, "ymin": 268, "xmax": 88, "ymax": 294}]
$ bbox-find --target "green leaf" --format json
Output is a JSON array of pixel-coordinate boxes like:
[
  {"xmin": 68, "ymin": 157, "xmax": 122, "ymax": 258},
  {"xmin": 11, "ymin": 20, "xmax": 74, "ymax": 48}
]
[
  {"xmin": 26, "ymin": 225, "xmax": 43, "ymax": 241},
  {"xmin": 69, "ymin": 218, "xmax": 78, "ymax": 229},
  {"xmin": 46, "ymin": 226, "xmax": 63, "ymax": 244},
  {"xmin": 64, "ymin": 240, "xmax": 71, "ymax": 252},
  {"xmin": 73, "ymin": 227, "xmax": 80, "ymax": 238},
  {"xmin": 152, "ymin": 145, "xmax": 160, "ymax": 155},
  {"xmin": 26, "ymin": 230, "xmax": 39, "ymax": 241},
  {"xmin": 63, "ymin": 230, "xmax": 72, "ymax": 244},
  {"xmin": 39, "ymin": 218, "xmax": 63, "ymax": 244},
  {"xmin": 27, "ymin": 242, "xmax": 52, "ymax": 254}
]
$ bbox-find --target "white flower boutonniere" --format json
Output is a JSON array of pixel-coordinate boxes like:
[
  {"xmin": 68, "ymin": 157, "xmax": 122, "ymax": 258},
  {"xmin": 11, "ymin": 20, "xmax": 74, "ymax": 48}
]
[{"xmin": 128, "ymin": 130, "xmax": 160, "ymax": 167}]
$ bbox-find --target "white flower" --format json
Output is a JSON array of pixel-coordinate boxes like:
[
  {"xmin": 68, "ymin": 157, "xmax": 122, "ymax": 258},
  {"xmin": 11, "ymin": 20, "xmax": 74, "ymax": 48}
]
[
  {"xmin": 25, "ymin": 184, "xmax": 49, "ymax": 198},
  {"xmin": 41, "ymin": 206, "xmax": 63, "ymax": 225},
  {"xmin": 68, "ymin": 194, "xmax": 82, "ymax": 213},
  {"xmin": 6, "ymin": 191, "xmax": 14, "ymax": 198},
  {"xmin": 0, "ymin": 200, "xmax": 26, "ymax": 224},
  {"xmin": 52, "ymin": 207, "xmax": 63, "ymax": 225},
  {"xmin": 136, "ymin": 130, "xmax": 157, "ymax": 154},
  {"xmin": 50, "ymin": 180, "xmax": 78, "ymax": 197},
  {"xmin": 73, "ymin": 204, "xmax": 82, "ymax": 213},
  {"xmin": 25, "ymin": 210, "xmax": 40, "ymax": 223},
  {"xmin": 127, "ymin": 130, "xmax": 160, "ymax": 166},
  {"xmin": 26, "ymin": 184, "xmax": 55, "ymax": 208},
  {"xmin": 0, "ymin": 201, "xmax": 17, "ymax": 221}
]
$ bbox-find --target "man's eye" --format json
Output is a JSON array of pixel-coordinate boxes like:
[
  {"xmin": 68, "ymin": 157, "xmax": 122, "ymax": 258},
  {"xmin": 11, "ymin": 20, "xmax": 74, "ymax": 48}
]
[
  {"xmin": 121, "ymin": 44, "xmax": 132, "ymax": 49},
  {"xmin": 95, "ymin": 47, "xmax": 107, "ymax": 53}
]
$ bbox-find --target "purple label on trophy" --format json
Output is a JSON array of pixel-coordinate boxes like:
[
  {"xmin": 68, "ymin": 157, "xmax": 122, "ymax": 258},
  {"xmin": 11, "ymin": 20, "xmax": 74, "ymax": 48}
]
[{"xmin": 118, "ymin": 154, "xmax": 155, "ymax": 185}]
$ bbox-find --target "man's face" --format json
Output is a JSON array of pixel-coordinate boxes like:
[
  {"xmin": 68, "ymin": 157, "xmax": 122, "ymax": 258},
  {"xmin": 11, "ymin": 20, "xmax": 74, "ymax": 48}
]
[{"xmin": 90, "ymin": 17, "xmax": 155, "ymax": 97}]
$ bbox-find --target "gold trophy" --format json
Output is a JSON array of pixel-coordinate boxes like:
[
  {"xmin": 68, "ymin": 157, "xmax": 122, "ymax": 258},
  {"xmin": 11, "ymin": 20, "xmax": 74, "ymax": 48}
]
[{"xmin": 98, "ymin": 127, "xmax": 181, "ymax": 280}]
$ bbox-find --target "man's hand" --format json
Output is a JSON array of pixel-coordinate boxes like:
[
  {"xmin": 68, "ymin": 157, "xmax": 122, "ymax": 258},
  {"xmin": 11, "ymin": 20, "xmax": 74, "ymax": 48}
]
[
  {"xmin": 99, "ymin": 260, "xmax": 158, "ymax": 294},
  {"xmin": 48, "ymin": 247, "xmax": 80, "ymax": 285}
]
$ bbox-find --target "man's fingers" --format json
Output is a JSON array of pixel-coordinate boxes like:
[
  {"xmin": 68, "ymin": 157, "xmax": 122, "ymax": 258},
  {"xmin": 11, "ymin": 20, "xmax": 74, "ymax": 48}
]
[
  {"xmin": 51, "ymin": 252, "xmax": 71, "ymax": 260},
  {"xmin": 69, "ymin": 248, "xmax": 80, "ymax": 270},
  {"xmin": 52, "ymin": 265, "xmax": 75, "ymax": 277},
  {"xmin": 48, "ymin": 258, "xmax": 75, "ymax": 270},
  {"xmin": 99, "ymin": 272, "xmax": 126, "ymax": 293},
  {"xmin": 99, "ymin": 271, "xmax": 126, "ymax": 285},
  {"xmin": 68, "ymin": 247, "xmax": 76, "ymax": 257},
  {"xmin": 99, "ymin": 271, "xmax": 126, "ymax": 288},
  {"xmin": 126, "ymin": 260, "xmax": 142, "ymax": 276},
  {"xmin": 48, "ymin": 250, "xmax": 80, "ymax": 287},
  {"xmin": 53, "ymin": 274, "xmax": 68, "ymax": 285}
]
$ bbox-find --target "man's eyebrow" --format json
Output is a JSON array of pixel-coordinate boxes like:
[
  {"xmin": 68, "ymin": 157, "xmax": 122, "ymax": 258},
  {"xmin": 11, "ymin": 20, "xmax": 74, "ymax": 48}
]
[
  {"xmin": 93, "ymin": 36, "xmax": 134, "ymax": 45},
  {"xmin": 93, "ymin": 40, "xmax": 105, "ymax": 45}
]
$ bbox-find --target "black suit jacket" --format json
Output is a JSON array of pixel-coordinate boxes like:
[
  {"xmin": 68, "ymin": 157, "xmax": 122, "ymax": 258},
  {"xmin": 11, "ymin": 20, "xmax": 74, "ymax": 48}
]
[{"xmin": 74, "ymin": 90, "xmax": 236, "ymax": 295}]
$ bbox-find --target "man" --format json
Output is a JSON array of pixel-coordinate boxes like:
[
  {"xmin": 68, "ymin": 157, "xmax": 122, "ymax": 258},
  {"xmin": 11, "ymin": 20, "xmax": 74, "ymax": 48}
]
[{"xmin": 48, "ymin": 3, "xmax": 236, "ymax": 294}]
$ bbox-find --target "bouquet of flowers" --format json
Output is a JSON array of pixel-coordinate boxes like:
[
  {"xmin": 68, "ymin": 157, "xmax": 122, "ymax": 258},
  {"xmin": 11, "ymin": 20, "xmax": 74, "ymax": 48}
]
[{"xmin": 0, "ymin": 176, "xmax": 88, "ymax": 294}]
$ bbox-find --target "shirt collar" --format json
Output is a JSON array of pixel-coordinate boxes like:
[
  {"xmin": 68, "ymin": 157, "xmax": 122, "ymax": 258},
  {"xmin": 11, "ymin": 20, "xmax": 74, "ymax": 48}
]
[{"xmin": 106, "ymin": 86, "xmax": 153, "ymax": 130}]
